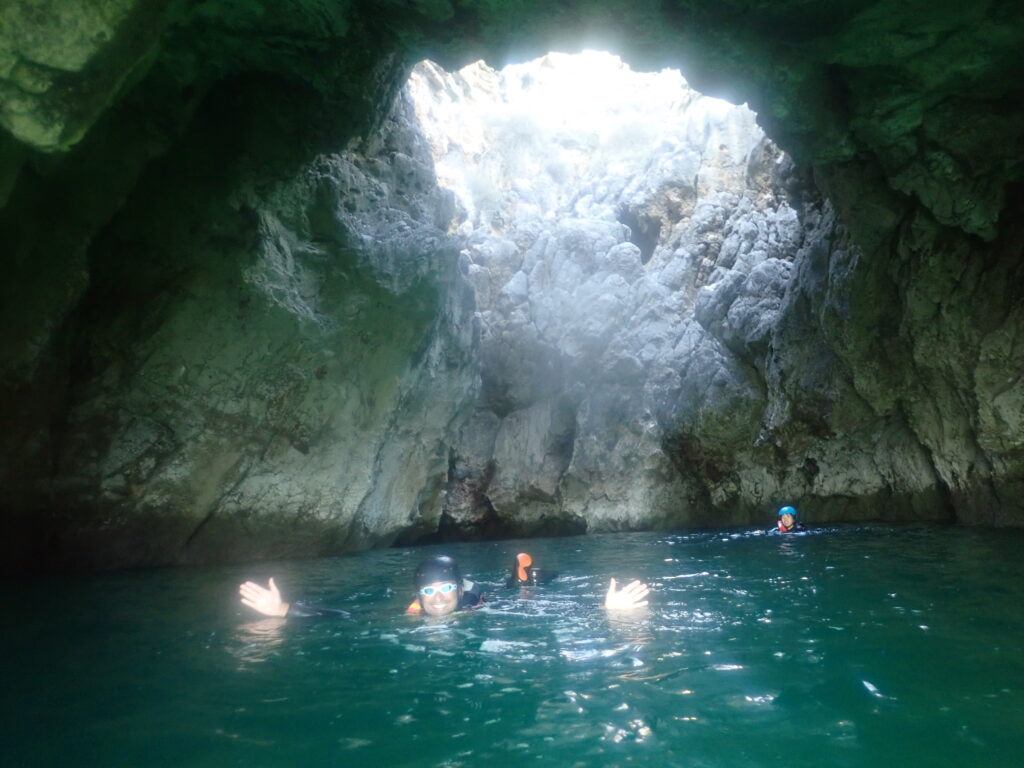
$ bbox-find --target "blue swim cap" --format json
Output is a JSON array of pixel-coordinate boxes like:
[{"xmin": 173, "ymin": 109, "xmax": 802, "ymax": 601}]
[{"xmin": 778, "ymin": 505, "xmax": 797, "ymax": 518}]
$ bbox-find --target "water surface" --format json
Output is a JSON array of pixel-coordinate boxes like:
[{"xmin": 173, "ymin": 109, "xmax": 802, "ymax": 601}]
[{"xmin": 7, "ymin": 525, "xmax": 1023, "ymax": 767}]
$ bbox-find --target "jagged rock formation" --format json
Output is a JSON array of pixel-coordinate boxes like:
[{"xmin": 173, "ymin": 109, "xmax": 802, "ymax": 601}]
[
  {"xmin": 413, "ymin": 56, "xmax": 948, "ymax": 539},
  {"xmin": 1, "ymin": 1, "xmax": 1023, "ymax": 569}
]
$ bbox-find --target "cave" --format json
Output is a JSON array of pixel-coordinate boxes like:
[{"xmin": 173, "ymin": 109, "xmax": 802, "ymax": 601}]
[
  {"xmin": 616, "ymin": 205, "xmax": 662, "ymax": 266},
  {"xmin": 2, "ymin": 1, "xmax": 1023, "ymax": 571}
]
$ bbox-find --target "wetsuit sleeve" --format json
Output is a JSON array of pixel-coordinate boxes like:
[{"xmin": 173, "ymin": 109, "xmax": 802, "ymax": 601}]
[
  {"xmin": 458, "ymin": 580, "xmax": 483, "ymax": 609},
  {"xmin": 506, "ymin": 569, "xmax": 559, "ymax": 587},
  {"xmin": 532, "ymin": 569, "xmax": 558, "ymax": 584},
  {"xmin": 285, "ymin": 600, "xmax": 350, "ymax": 619}
]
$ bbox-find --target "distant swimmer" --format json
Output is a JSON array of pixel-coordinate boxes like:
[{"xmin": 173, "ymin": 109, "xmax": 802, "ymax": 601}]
[
  {"xmin": 505, "ymin": 552, "xmax": 558, "ymax": 587},
  {"xmin": 770, "ymin": 505, "xmax": 806, "ymax": 534}
]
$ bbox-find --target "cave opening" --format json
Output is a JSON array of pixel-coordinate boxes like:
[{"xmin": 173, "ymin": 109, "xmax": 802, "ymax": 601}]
[
  {"xmin": 406, "ymin": 50, "xmax": 767, "ymax": 252},
  {"xmin": 401, "ymin": 51, "xmax": 810, "ymax": 546},
  {"xmin": 616, "ymin": 205, "xmax": 662, "ymax": 265}
]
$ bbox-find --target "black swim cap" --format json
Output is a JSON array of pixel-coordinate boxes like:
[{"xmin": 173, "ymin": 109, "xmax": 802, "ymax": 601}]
[{"xmin": 414, "ymin": 555, "xmax": 461, "ymax": 588}]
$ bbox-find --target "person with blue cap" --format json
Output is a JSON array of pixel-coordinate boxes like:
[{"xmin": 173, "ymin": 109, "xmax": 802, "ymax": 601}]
[{"xmin": 771, "ymin": 505, "xmax": 806, "ymax": 533}]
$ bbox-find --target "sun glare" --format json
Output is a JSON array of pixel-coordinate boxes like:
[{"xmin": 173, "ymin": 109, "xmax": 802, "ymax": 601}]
[{"xmin": 408, "ymin": 50, "xmax": 759, "ymax": 226}]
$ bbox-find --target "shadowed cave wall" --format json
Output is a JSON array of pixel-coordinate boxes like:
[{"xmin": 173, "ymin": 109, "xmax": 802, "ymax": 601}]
[{"xmin": 1, "ymin": 1, "xmax": 1023, "ymax": 570}]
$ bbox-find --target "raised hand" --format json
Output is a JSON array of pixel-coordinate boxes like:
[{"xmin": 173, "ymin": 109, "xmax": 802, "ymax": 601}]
[
  {"xmin": 604, "ymin": 577, "xmax": 650, "ymax": 611},
  {"xmin": 239, "ymin": 577, "xmax": 290, "ymax": 617}
]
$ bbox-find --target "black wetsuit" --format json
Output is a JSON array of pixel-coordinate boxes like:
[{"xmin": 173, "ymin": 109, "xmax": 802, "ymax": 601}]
[
  {"xmin": 407, "ymin": 579, "xmax": 483, "ymax": 613},
  {"xmin": 505, "ymin": 568, "xmax": 558, "ymax": 588},
  {"xmin": 285, "ymin": 602, "xmax": 351, "ymax": 619},
  {"xmin": 282, "ymin": 580, "xmax": 483, "ymax": 618},
  {"xmin": 769, "ymin": 522, "xmax": 807, "ymax": 534},
  {"xmin": 458, "ymin": 584, "xmax": 483, "ymax": 609}
]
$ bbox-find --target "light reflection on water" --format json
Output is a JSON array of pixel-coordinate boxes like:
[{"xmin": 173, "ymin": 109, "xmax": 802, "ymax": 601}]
[{"xmin": 6, "ymin": 524, "xmax": 1024, "ymax": 767}]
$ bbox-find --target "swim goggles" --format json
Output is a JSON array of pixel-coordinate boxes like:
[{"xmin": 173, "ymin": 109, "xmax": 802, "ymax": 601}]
[{"xmin": 419, "ymin": 582, "xmax": 458, "ymax": 596}]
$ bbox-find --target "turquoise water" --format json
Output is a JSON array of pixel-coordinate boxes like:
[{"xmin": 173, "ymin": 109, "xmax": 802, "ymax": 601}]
[{"xmin": 6, "ymin": 525, "xmax": 1024, "ymax": 767}]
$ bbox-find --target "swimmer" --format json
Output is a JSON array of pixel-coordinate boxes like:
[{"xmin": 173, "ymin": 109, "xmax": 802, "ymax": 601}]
[
  {"xmin": 239, "ymin": 554, "xmax": 651, "ymax": 618},
  {"xmin": 771, "ymin": 505, "xmax": 806, "ymax": 533},
  {"xmin": 405, "ymin": 554, "xmax": 482, "ymax": 616},
  {"xmin": 505, "ymin": 552, "xmax": 558, "ymax": 587},
  {"xmin": 238, "ymin": 554, "xmax": 482, "ymax": 619}
]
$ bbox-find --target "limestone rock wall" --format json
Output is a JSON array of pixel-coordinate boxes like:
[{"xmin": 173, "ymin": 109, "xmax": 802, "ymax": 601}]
[
  {"xmin": 414, "ymin": 56, "xmax": 954, "ymax": 538},
  {"xmin": 1, "ymin": 1, "xmax": 1023, "ymax": 568},
  {"xmin": 3, "ymin": 84, "xmax": 477, "ymax": 569}
]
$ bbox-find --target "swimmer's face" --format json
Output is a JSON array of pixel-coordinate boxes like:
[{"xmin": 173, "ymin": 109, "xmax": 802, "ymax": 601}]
[
  {"xmin": 418, "ymin": 581, "xmax": 461, "ymax": 617},
  {"xmin": 780, "ymin": 513, "xmax": 796, "ymax": 529}
]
